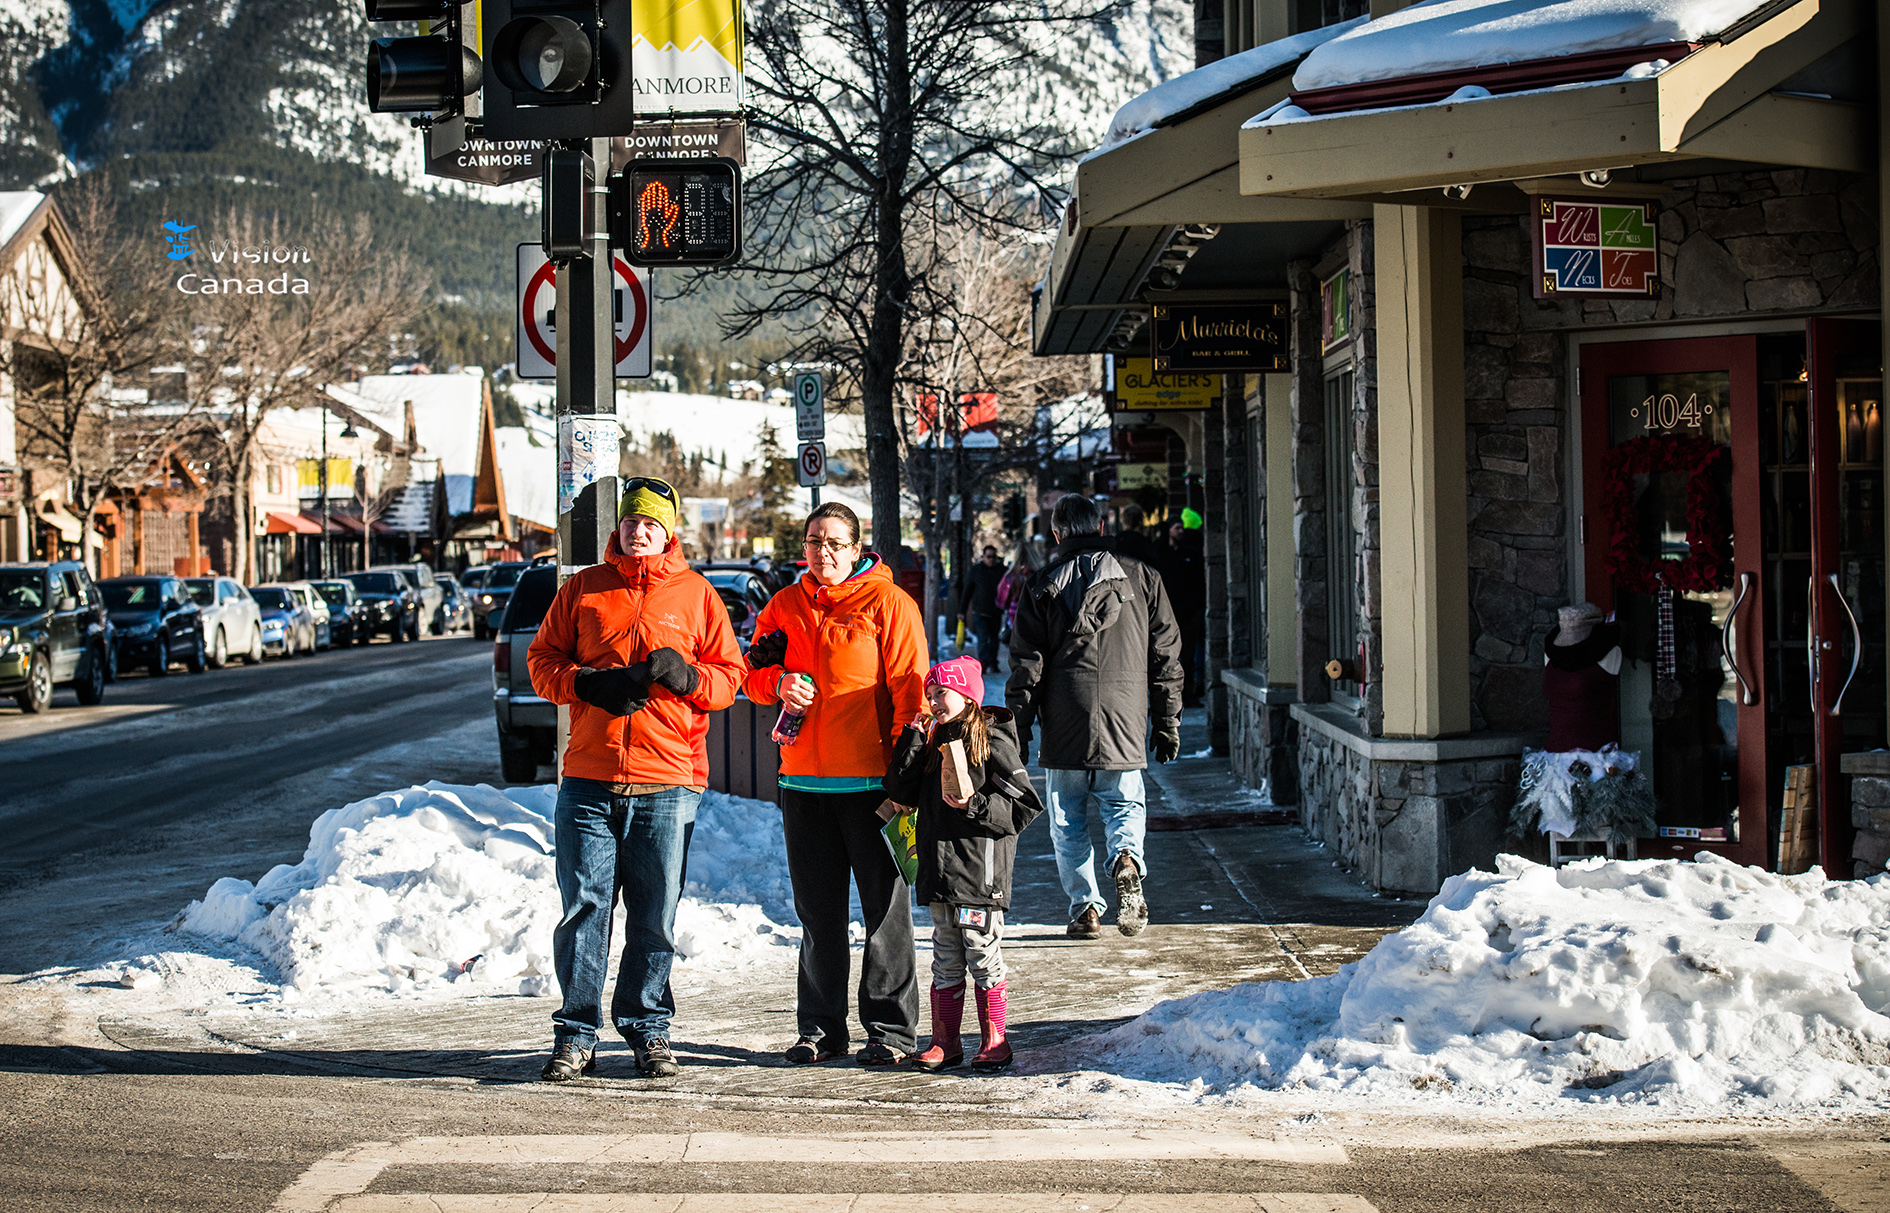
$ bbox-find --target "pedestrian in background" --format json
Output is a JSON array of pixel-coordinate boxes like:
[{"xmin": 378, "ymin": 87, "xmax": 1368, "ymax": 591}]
[
  {"xmin": 744, "ymin": 502, "xmax": 928, "ymax": 1065},
  {"xmin": 1114, "ymin": 503, "xmax": 1162, "ymax": 568},
  {"xmin": 527, "ymin": 477, "xmax": 745, "ymax": 1081},
  {"xmin": 1159, "ymin": 511, "xmax": 1208, "ymax": 707},
  {"xmin": 955, "ymin": 544, "xmax": 1007, "ymax": 673},
  {"xmin": 883, "ymin": 655, "xmax": 1043, "ymax": 1071},
  {"xmin": 1007, "ymin": 494, "xmax": 1183, "ymax": 941},
  {"xmin": 993, "ymin": 541, "xmax": 1039, "ymax": 645}
]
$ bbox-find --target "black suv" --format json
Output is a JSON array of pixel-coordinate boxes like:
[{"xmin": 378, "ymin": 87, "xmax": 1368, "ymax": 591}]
[
  {"xmin": 341, "ymin": 569, "xmax": 421, "ymax": 642},
  {"xmin": 492, "ymin": 565, "xmax": 558, "ymax": 781},
  {"xmin": 99, "ymin": 575, "xmax": 207, "ymax": 677},
  {"xmin": 0, "ymin": 562, "xmax": 113, "ymax": 711}
]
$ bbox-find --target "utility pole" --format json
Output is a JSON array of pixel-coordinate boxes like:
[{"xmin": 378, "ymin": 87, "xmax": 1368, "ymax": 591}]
[{"xmin": 552, "ymin": 137, "xmax": 619, "ymax": 580}]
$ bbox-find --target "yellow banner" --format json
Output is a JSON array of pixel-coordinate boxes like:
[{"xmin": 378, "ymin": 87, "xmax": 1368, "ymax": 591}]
[
  {"xmin": 298, "ymin": 458, "xmax": 353, "ymax": 490},
  {"xmin": 1111, "ymin": 358, "xmax": 1220, "ymax": 411},
  {"xmin": 633, "ymin": 0, "xmax": 744, "ymax": 110}
]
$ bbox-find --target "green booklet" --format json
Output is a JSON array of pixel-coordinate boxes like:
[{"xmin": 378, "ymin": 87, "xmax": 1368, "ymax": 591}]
[{"xmin": 880, "ymin": 811, "xmax": 918, "ymax": 887}]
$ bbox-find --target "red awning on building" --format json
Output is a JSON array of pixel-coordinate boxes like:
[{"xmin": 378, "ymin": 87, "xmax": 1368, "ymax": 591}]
[{"xmin": 264, "ymin": 511, "xmax": 322, "ymax": 535}]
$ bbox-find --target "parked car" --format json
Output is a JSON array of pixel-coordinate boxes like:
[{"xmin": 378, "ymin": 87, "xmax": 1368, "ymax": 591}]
[
  {"xmin": 184, "ymin": 576, "xmax": 264, "ymax": 667},
  {"xmin": 437, "ymin": 573, "xmax": 473, "ymax": 634},
  {"xmin": 310, "ymin": 580, "xmax": 367, "ymax": 646},
  {"xmin": 249, "ymin": 585, "xmax": 319, "ymax": 657},
  {"xmin": 492, "ymin": 564, "xmax": 559, "ymax": 782},
  {"xmin": 287, "ymin": 582, "xmax": 332, "ymax": 649},
  {"xmin": 0, "ymin": 561, "xmax": 113, "ymax": 711},
  {"xmin": 470, "ymin": 561, "xmax": 529, "ymax": 639},
  {"xmin": 341, "ymin": 569, "xmax": 421, "ymax": 641},
  {"xmin": 460, "ymin": 566, "xmax": 489, "ymax": 594},
  {"xmin": 99, "ymin": 575, "xmax": 206, "ymax": 677},
  {"xmin": 367, "ymin": 562, "xmax": 445, "ymax": 635},
  {"xmin": 700, "ymin": 568, "xmax": 772, "ymax": 650}
]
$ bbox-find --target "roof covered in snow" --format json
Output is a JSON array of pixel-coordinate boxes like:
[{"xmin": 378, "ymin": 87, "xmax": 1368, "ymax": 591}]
[
  {"xmin": 1294, "ymin": 0, "xmax": 1776, "ymax": 91},
  {"xmin": 0, "ymin": 192, "xmax": 47, "ymax": 251},
  {"xmin": 1097, "ymin": 17, "xmax": 1363, "ymax": 154},
  {"xmin": 495, "ymin": 426, "xmax": 555, "ymax": 531},
  {"xmin": 330, "ymin": 374, "xmax": 488, "ymax": 516}
]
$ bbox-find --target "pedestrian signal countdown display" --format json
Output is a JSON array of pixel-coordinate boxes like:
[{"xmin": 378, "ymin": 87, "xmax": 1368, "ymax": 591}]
[{"xmin": 611, "ymin": 158, "xmax": 741, "ymax": 267}]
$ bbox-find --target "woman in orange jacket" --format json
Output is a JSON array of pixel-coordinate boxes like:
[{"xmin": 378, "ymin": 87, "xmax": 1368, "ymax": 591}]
[{"xmin": 744, "ymin": 501, "xmax": 928, "ymax": 1065}]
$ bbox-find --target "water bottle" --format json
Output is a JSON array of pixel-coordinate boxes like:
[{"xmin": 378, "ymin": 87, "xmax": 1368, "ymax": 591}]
[{"xmin": 772, "ymin": 673, "xmax": 813, "ymax": 746}]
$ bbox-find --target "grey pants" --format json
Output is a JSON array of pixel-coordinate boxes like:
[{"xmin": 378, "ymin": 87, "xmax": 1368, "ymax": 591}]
[{"xmin": 928, "ymin": 902, "xmax": 1006, "ymax": 989}]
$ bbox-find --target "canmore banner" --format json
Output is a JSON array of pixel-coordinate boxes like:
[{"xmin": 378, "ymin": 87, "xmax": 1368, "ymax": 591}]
[{"xmin": 634, "ymin": 0, "xmax": 744, "ymax": 113}]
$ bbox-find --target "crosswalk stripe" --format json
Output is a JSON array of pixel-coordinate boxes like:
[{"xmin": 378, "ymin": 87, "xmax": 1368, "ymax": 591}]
[
  {"xmin": 330, "ymin": 1195, "xmax": 1379, "ymax": 1213},
  {"xmin": 273, "ymin": 1134, "xmax": 1350, "ymax": 1212}
]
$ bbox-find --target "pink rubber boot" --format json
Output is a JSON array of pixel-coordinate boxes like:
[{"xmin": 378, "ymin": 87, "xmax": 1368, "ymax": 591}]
[
  {"xmin": 971, "ymin": 981, "xmax": 1013, "ymax": 1070},
  {"xmin": 912, "ymin": 982, "xmax": 965, "ymax": 1070}
]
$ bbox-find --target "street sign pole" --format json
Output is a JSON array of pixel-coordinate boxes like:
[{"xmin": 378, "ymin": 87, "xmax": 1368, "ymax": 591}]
[{"xmin": 553, "ymin": 138, "xmax": 619, "ymax": 579}]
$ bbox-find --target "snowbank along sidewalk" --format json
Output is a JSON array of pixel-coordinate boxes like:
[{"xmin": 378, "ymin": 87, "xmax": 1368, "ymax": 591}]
[{"xmin": 1048, "ymin": 852, "xmax": 1890, "ymax": 1116}]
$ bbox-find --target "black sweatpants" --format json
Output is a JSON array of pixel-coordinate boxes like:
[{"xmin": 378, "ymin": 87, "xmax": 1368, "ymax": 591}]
[{"xmin": 779, "ymin": 787, "xmax": 920, "ymax": 1054}]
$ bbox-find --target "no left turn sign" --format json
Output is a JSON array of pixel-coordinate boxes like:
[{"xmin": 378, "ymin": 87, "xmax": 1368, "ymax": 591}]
[
  {"xmin": 797, "ymin": 441, "xmax": 827, "ymax": 487},
  {"xmin": 515, "ymin": 243, "xmax": 653, "ymax": 380}
]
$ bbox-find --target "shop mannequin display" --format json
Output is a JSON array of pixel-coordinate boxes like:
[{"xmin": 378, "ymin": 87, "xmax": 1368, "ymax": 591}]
[{"xmin": 1543, "ymin": 602, "xmax": 1622, "ymax": 752}]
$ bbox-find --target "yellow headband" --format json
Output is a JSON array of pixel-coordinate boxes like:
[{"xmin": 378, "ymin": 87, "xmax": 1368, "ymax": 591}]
[{"xmin": 619, "ymin": 485, "xmax": 678, "ymax": 538}]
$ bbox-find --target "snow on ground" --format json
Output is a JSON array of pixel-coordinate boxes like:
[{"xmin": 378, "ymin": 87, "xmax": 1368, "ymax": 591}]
[
  {"xmin": 1036, "ymin": 853, "xmax": 1890, "ymax": 1116},
  {"xmin": 89, "ymin": 782, "xmax": 807, "ymax": 1009},
  {"xmin": 1294, "ymin": 0, "xmax": 1767, "ymax": 92}
]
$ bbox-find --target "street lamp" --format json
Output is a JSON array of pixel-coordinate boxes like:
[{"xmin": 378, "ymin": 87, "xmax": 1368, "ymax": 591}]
[{"xmin": 321, "ymin": 410, "xmax": 360, "ymax": 579}]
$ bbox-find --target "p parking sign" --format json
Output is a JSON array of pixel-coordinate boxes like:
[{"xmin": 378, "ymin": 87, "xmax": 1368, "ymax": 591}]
[{"xmin": 794, "ymin": 373, "xmax": 825, "ymax": 442}]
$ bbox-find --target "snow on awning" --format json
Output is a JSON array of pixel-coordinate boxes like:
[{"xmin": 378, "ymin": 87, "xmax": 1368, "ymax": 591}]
[
  {"xmin": 1095, "ymin": 17, "xmax": 1363, "ymax": 156},
  {"xmin": 1239, "ymin": 0, "xmax": 1868, "ymax": 200},
  {"xmin": 1293, "ymin": 0, "xmax": 1776, "ymax": 93}
]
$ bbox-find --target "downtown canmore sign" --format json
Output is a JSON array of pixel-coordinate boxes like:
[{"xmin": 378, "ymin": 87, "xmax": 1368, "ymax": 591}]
[{"xmin": 1150, "ymin": 303, "xmax": 1289, "ymax": 372}]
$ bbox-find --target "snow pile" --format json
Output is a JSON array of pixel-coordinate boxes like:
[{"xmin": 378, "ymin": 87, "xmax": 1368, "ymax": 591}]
[
  {"xmin": 1094, "ymin": 17, "xmax": 1362, "ymax": 154},
  {"xmin": 1088, "ymin": 854, "xmax": 1890, "ymax": 1111},
  {"xmin": 1295, "ymin": 0, "xmax": 1766, "ymax": 92},
  {"xmin": 174, "ymin": 783, "xmax": 800, "ymax": 999}
]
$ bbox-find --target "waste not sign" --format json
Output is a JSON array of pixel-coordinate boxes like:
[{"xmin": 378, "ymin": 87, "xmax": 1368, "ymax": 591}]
[{"xmin": 515, "ymin": 243, "xmax": 653, "ymax": 380}]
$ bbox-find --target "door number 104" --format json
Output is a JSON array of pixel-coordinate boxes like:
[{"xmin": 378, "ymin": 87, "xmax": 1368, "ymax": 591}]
[{"xmin": 1630, "ymin": 392, "xmax": 1713, "ymax": 431}]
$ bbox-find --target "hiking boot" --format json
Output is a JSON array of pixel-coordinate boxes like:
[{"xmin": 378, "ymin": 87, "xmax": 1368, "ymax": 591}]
[
  {"xmin": 1113, "ymin": 851, "xmax": 1148, "ymax": 937},
  {"xmin": 856, "ymin": 1040, "xmax": 908, "ymax": 1066},
  {"xmin": 971, "ymin": 982, "xmax": 1013, "ymax": 1070},
  {"xmin": 540, "ymin": 1039, "xmax": 595, "ymax": 1082},
  {"xmin": 1067, "ymin": 906, "xmax": 1102, "ymax": 939},
  {"xmin": 784, "ymin": 1037, "xmax": 842, "ymax": 1065},
  {"xmin": 911, "ymin": 982, "xmax": 965, "ymax": 1072},
  {"xmin": 635, "ymin": 1038, "xmax": 679, "ymax": 1078}
]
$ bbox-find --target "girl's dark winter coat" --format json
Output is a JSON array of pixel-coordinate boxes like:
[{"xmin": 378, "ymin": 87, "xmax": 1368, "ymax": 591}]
[{"xmin": 883, "ymin": 708, "xmax": 1043, "ymax": 910}]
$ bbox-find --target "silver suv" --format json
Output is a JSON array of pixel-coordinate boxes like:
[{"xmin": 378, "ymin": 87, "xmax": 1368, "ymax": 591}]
[{"xmin": 492, "ymin": 564, "xmax": 557, "ymax": 782}]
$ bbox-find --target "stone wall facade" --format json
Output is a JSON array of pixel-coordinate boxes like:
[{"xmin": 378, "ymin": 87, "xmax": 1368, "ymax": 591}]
[
  {"xmin": 1296, "ymin": 709, "xmax": 1522, "ymax": 895},
  {"xmin": 1842, "ymin": 753, "xmax": 1890, "ymax": 879}
]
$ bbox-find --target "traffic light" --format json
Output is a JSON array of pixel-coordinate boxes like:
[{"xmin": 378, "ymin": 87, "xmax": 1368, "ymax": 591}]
[
  {"xmin": 610, "ymin": 159, "xmax": 741, "ymax": 267},
  {"xmin": 364, "ymin": 0, "xmax": 482, "ymax": 116},
  {"xmin": 481, "ymin": 0, "xmax": 636, "ymax": 139},
  {"xmin": 1002, "ymin": 492, "xmax": 1025, "ymax": 534}
]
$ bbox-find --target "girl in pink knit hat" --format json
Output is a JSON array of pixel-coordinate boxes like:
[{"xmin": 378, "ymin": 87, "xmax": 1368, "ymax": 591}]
[{"xmin": 883, "ymin": 655, "xmax": 1043, "ymax": 1070}]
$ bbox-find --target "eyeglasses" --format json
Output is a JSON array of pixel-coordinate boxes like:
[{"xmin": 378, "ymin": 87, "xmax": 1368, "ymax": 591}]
[
  {"xmin": 803, "ymin": 538, "xmax": 858, "ymax": 554},
  {"xmin": 622, "ymin": 476, "xmax": 679, "ymax": 506}
]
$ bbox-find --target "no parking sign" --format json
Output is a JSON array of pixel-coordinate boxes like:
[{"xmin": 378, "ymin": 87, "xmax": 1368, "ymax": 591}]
[{"xmin": 515, "ymin": 243, "xmax": 653, "ymax": 380}]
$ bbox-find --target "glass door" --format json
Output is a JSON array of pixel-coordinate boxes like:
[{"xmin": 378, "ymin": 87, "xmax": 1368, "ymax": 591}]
[
  {"xmin": 1581, "ymin": 337, "xmax": 1767, "ymax": 868},
  {"xmin": 1808, "ymin": 318, "xmax": 1886, "ymax": 874}
]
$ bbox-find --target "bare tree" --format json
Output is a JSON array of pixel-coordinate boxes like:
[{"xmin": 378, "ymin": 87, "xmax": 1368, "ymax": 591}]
[
  {"xmin": 903, "ymin": 227, "xmax": 1091, "ymax": 644},
  {"xmin": 1, "ymin": 180, "xmax": 197, "ymax": 570},
  {"xmin": 735, "ymin": 0, "xmax": 1114, "ymax": 556},
  {"xmin": 175, "ymin": 208, "xmax": 427, "ymax": 582}
]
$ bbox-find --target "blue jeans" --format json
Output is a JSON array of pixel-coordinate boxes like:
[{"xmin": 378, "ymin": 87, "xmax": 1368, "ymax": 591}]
[
  {"xmin": 1045, "ymin": 768, "xmax": 1146, "ymax": 917},
  {"xmin": 551, "ymin": 778, "xmax": 700, "ymax": 1048}
]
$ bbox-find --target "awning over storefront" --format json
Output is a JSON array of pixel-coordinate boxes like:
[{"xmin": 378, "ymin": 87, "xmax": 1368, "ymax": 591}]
[
  {"xmin": 1033, "ymin": 24, "xmax": 1373, "ymax": 356},
  {"xmin": 1240, "ymin": 0, "xmax": 1870, "ymax": 202},
  {"xmin": 264, "ymin": 510, "xmax": 323, "ymax": 535}
]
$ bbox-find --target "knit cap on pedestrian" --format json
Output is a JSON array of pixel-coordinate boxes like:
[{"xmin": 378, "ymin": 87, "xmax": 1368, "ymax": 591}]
[
  {"xmin": 618, "ymin": 481, "xmax": 679, "ymax": 539},
  {"xmin": 1181, "ymin": 507, "xmax": 1203, "ymax": 530},
  {"xmin": 926, "ymin": 655, "xmax": 982, "ymax": 699}
]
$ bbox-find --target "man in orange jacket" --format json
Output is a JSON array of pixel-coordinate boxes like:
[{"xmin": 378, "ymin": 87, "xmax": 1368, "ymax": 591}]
[{"xmin": 527, "ymin": 477, "xmax": 744, "ymax": 1081}]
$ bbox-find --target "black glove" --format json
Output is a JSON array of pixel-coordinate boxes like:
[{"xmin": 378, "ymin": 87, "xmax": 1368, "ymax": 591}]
[
  {"xmin": 645, "ymin": 646, "xmax": 700, "ymax": 697},
  {"xmin": 574, "ymin": 665, "xmax": 651, "ymax": 717},
  {"xmin": 1152, "ymin": 724, "xmax": 1181, "ymax": 764},
  {"xmin": 747, "ymin": 629, "xmax": 788, "ymax": 670}
]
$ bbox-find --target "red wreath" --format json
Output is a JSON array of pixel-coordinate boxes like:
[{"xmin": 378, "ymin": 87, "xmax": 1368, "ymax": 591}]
[{"xmin": 1602, "ymin": 434, "xmax": 1732, "ymax": 594}]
